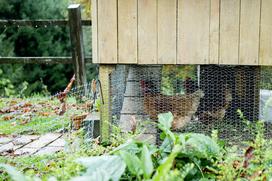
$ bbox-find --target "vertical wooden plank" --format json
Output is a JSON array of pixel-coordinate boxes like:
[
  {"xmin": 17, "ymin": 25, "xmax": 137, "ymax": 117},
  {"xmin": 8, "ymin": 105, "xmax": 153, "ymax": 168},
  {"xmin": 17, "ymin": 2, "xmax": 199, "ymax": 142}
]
[
  {"xmin": 118, "ymin": 0, "xmax": 137, "ymax": 64},
  {"xmin": 99, "ymin": 65, "xmax": 115, "ymax": 142},
  {"xmin": 177, "ymin": 0, "xmax": 210, "ymax": 64},
  {"xmin": 98, "ymin": 0, "xmax": 117, "ymax": 63},
  {"xmin": 260, "ymin": 0, "xmax": 272, "ymax": 65},
  {"xmin": 68, "ymin": 4, "xmax": 87, "ymax": 95},
  {"xmin": 138, "ymin": 0, "xmax": 157, "ymax": 64},
  {"xmin": 219, "ymin": 0, "xmax": 240, "ymax": 64},
  {"xmin": 209, "ymin": 0, "xmax": 220, "ymax": 64},
  {"xmin": 239, "ymin": 0, "xmax": 260, "ymax": 65},
  {"xmin": 158, "ymin": 0, "xmax": 176, "ymax": 64},
  {"xmin": 91, "ymin": 0, "xmax": 98, "ymax": 63}
]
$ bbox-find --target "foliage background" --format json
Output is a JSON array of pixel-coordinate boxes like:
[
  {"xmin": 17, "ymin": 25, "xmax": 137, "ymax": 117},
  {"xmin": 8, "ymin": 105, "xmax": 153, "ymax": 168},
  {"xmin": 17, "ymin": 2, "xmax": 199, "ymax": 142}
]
[{"xmin": 0, "ymin": 0, "xmax": 96, "ymax": 97}]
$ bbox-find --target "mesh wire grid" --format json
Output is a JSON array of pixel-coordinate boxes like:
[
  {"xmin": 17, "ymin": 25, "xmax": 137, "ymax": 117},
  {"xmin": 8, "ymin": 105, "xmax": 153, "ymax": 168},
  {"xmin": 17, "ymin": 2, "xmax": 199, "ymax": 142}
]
[
  {"xmin": 109, "ymin": 65, "xmax": 272, "ymax": 144},
  {"xmin": 42, "ymin": 81, "xmax": 101, "ymax": 154}
]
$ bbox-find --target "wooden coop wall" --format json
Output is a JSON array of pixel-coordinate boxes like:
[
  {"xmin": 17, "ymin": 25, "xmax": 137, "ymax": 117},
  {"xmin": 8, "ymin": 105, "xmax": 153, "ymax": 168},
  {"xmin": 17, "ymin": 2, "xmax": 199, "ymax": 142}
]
[{"xmin": 92, "ymin": 0, "xmax": 272, "ymax": 65}]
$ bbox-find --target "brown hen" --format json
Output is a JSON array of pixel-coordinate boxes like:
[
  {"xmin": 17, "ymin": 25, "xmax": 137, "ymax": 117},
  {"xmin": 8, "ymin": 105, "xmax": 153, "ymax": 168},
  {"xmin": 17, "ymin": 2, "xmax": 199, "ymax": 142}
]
[{"xmin": 140, "ymin": 80, "xmax": 204, "ymax": 130}]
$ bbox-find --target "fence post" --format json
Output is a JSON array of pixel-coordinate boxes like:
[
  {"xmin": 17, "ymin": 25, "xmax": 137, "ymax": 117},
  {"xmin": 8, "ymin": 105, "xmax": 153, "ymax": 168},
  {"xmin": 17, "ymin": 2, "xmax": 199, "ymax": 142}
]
[{"xmin": 68, "ymin": 4, "xmax": 87, "ymax": 95}]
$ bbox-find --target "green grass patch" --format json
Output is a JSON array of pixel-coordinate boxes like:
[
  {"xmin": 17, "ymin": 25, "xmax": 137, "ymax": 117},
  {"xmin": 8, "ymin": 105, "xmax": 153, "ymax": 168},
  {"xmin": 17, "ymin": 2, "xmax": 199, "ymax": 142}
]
[{"xmin": 0, "ymin": 96, "xmax": 87, "ymax": 135}]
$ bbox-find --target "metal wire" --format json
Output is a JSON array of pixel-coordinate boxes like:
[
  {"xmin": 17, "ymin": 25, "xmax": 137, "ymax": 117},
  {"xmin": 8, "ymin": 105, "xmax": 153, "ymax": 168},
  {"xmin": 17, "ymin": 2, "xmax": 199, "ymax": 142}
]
[{"xmin": 108, "ymin": 65, "xmax": 272, "ymax": 144}]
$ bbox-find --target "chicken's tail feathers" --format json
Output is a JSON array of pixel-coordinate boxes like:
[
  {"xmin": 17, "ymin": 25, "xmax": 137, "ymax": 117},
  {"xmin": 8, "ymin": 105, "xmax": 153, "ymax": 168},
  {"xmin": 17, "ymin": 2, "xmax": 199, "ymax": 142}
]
[{"xmin": 192, "ymin": 89, "xmax": 205, "ymax": 99}]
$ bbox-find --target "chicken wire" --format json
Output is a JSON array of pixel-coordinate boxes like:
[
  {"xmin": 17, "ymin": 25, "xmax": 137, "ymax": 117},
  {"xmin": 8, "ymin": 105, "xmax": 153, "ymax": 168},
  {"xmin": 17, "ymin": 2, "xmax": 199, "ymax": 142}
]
[
  {"xmin": 53, "ymin": 78, "xmax": 101, "ymax": 142},
  {"xmin": 108, "ymin": 65, "xmax": 272, "ymax": 144}
]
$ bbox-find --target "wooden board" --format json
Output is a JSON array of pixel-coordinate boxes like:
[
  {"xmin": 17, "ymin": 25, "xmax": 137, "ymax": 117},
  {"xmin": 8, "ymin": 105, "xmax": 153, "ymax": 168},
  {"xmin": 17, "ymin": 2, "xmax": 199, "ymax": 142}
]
[
  {"xmin": 118, "ymin": 0, "xmax": 137, "ymax": 63},
  {"xmin": 260, "ymin": 0, "xmax": 272, "ymax": 65},
  {"xmin": 209, "ymin": 0, "xmax": 220, "ymax": 64},
  {"xmin": 138, "ymin": 0, "xmax": 157, "ymax": 64},
  {"xmin": 158, "ymin": 0, "xmax": 176, "ymax": 64},
  {"xmin": 97, "ymin": 0, "xmax": 118, "ymax": 63},
  {"xmin": 239, "ymin": 0, "xmax": 260, "ymax": 65},
  {"xmin": 99, "ymin": 65, "xmax": 115, "ymax": 142},
  {"xmin": 91, "ymin": 0, "xmax": 98, "ymax": 63},
  {"xmin": 219, "ymin": 0, "xmax": 240, "ymax": 64},
  {"xmin": 178, "ymin": 0, "xmax": 210, "ymax": 64}
]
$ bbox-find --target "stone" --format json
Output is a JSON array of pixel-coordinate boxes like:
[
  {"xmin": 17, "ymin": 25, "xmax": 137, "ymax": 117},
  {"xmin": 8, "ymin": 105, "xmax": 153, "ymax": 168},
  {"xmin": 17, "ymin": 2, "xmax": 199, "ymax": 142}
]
[
  {"xmin": 120, "ymin": 97, "xmax": 144, "ymax": 114},
  {"xmin": 14, "ymin": 147, "xmax": 37, "ymax": 156},
  {"xmin": 35, "ymin": 147, "xmax": 63, "ymax": 155},
  {"xmin": 0, "ymin": 137, "xmax": 12, "ymax": 144},
  {"xmin": 48, "ymin": 138, "xmax": 66, "ymax": 147},
  {"xmin": 13, "ymin": 135, "xmax": 39, "ymax": 145},
  {"xmin": 0, "ymin": 142, "xmax": 14, "ymax": 153},
  {"xmin": 25, "ymin": 133, "xmax": 61, "ymax": 148}
]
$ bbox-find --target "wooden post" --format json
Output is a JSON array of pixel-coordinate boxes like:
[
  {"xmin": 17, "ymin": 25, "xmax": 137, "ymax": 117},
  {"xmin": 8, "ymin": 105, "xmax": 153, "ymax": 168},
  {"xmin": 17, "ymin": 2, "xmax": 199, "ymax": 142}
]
[
  {"xmin": 99, "ymin": 65, "xmax": 115, "ymax": 142},
  {"xmin": 68, "ymin": 4, "xmax": 87, "ymax": 94}
]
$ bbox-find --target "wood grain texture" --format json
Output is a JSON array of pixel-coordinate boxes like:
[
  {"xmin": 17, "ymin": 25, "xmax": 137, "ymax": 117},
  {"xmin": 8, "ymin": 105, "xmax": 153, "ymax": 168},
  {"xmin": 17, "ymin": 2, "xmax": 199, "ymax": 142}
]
[
  {"xmin": 158, "ymin": 0, "xmax": 176, "ymax": 64},
  {"xmin": 239, "ymin": 0, "xmax": 260, "ymax": 65},
  {"xmin": 138, "ymin": 0, "xmax": 157, "ymax": 64},
  {"xmin": 178, "ymin": 0, "xmax": 210, "ymax": 64},
  {"xmin": 260, "ymin": 0, "xmax": 272, "ymax": 65},
  {"xmin": 91, "ymin": 0, "xmax": 98, "ymax": 63},
  {"xmin": 209, "ymin": 0, "xmax": 220, "ymax": 64},
  {"xmin": 219, "ymin": 0, "xmax": 240, "ymax": 64},
  {"xmin": 97, "ymin": 0, "xmax": 118, "ymax": 63},
  {"xmin": 99, "ymin": 65, "xmax": 115, "ymax": 141},
  {"xmin": 118, "ymin": 0, "xmax": 137, "ymax": 63}
]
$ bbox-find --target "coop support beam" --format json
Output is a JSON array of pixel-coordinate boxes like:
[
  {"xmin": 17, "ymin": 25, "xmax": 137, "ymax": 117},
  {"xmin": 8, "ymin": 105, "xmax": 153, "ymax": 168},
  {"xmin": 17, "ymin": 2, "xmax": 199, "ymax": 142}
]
[
  {"xmin": 68, "ymin": 4, "xmax": 87, "ymax": 95},
  {"xmin": 99, "ymin": 65, "xmax": 115, "ymax": 142}
]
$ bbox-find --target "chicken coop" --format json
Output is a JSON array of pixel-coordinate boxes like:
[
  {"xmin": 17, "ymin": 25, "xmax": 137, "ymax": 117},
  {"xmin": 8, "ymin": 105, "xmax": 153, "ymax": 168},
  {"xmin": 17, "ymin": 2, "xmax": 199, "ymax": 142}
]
[{"xmin": 92, "ymin": 0, "xmax": 272, "ymax": 143}]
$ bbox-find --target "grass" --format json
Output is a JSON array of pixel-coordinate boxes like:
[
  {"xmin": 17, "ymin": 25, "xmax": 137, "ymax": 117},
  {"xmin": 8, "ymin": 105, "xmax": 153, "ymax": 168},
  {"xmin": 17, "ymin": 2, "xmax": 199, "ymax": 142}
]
[
  {"xmin": 0, "ymin": 95, "xmax": 88, "ymax": 135},
  {"xmin": 0, "ymin": 150, "xmax": 86, "ymax": 180}
]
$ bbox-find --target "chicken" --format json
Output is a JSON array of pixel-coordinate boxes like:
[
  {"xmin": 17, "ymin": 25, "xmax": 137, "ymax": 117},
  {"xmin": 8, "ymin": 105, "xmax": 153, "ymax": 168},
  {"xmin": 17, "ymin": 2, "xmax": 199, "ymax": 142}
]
[
  {"xmin": 140, "ymin": 80, "xmax": 204, "ymax": 130},
  {"xmin": 198, "ymin": 84, "xmax": 232, "ymax": 121},
  {"xmin": 183, "ymin": 77, "xmax": 199, "ymax": 94}
]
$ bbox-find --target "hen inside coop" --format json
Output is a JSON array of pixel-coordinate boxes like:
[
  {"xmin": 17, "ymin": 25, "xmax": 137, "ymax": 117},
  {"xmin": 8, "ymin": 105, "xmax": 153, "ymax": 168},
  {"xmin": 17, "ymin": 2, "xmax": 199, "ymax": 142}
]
[{"xmin": 108, "ymin": 65, "xmax": 272, "ymax": 143}]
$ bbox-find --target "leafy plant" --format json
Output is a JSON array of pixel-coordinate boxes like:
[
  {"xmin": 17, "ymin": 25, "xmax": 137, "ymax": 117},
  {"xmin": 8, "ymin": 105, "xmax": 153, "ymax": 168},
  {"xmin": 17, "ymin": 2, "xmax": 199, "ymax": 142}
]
[
  {"xmin": 73, "ymin": 112, "xmax": 223, "ymax": 181},
  {"xmin": 72, "ymin": 156, "xmax": 126, "ymax": 181},
  {"xmin": 3, "ymin": 111, "xmax": 272, "ymax": 181}
]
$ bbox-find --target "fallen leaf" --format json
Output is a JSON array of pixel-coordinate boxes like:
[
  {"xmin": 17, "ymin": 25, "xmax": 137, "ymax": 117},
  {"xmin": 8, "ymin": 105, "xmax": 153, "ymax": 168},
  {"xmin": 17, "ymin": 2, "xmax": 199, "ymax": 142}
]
[
  {"xmin": 39, "ymin": 112, "xmax": 50, "ymax": 116},
  {"xmin": 3, "ymin": 115, "xmax": 14, "ymax": 121},
  {"xmin": 243, "ymin": 146, "xmax": 254, "ymax": 168},
  {"xmin": 22, "ymin": 102, "xmax": 32, "ymax": 107},
  {"xmin": 20, "ymin": 119, "xmax": 29, "ymax": 125},
  {"xmin": 10, "ymin": 100, "xmax": 18, "ymax": 105},
  {"xmin": 129, "ymin": 116, "xmax": 137, "ymax": 134},
  {"xmin": 71, "ymin": 113, "xmax": 88, "ymax": 130},
  {"xmin": 22, "ymin": 107, "xmax": 31, "ymax": 113}
]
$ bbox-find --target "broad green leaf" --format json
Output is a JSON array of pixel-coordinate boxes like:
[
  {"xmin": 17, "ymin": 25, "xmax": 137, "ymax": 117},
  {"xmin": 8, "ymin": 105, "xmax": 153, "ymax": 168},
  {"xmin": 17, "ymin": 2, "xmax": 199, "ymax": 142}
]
[
  {"xmin": 158, "ymin": 112, "xmax": 173, "ymax": 130},
  {"xmin": 77, "ymin": 155, "xmax": 126, "ymax": 181},
  {"xmin": 71, "ymin": 170, "xmax": 110, "ymax": 181},
  {"xmin": 119, "ymin": 151, "xmax": 143, "ymax": 176},
  {"xmin": 47, "ymin": 177, "xmax": 58, "ymax": 181},
  {"xmin": 152, "ymin": 145, "xmax": 182, "ymax": 181},
  {"xmin": 141, "ymin": 145, "xmax": 154, "ymax": 179},
  {"xmin": 0, "ymin": 164, "xmax": 28, "ymax": 181},
  {"xmin": 179, "ymin": 163, "xmax": 194, "ymax": 180},
  {"xmin": 179, "ymin": 133, "xmax": 221, "ymax": 159},
  {"xmin": 158, "ymin": 112, "xmax": 177, "ymax": 143},
  {"xmin": 111, "ymin": 139, "xmax": 140, "ymax": 154}
]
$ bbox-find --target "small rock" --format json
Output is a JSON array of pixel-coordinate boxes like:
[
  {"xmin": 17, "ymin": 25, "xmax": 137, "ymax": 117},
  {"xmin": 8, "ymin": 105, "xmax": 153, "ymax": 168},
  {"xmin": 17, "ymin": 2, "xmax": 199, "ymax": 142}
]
[{"xmin": 35, "ymin": 147, "xmax": 63, "ymax": 155}]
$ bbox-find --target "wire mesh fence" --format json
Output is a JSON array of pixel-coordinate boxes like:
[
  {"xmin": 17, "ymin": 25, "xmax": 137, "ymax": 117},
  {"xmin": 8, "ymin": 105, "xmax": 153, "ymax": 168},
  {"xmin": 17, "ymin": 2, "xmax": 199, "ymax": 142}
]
[{"xmin": 109, "ymin": 65, "xmax": 272, "ymax": 144}]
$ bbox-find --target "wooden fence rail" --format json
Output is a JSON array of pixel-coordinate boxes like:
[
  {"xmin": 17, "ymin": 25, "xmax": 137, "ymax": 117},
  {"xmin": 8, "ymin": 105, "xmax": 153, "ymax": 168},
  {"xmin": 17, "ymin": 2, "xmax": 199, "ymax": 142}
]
[
  {"xmin": 0, "ymin": 57, "xmax": 92, "ymax": 64},
  {"xmin": 0, "ymin": 4, "xmax": 91, "ymax": 88},
  {"xmin": 0, "ymin": 20, "xmax": 91, "ymax": 27}
]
